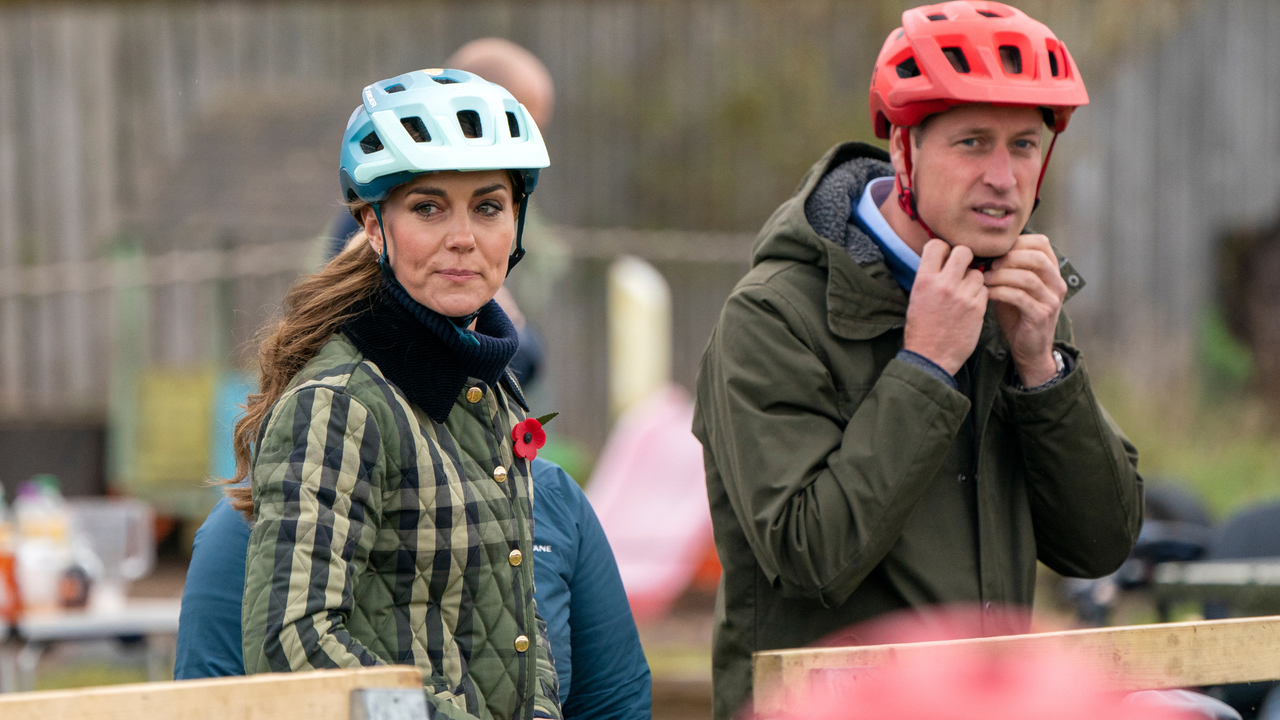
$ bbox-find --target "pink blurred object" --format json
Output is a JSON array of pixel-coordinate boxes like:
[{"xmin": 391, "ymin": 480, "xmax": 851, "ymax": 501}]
[
  {"xmin": 776, "ymin": 608, "xmax": 1203, "ymax": 720},
  {"xmin": 586, "ymin": 384, "xmax": 714, "ymax": 622}
]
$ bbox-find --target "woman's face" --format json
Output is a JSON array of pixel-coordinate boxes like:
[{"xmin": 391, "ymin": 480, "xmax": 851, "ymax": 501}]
[{"xmin": 362, "ymin": 170, "xmax": 515, "ymax": 318}]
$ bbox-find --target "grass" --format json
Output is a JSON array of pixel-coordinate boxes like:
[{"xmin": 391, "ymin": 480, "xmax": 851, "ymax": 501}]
[
  {"xmin": 35, "ymin": 664, "xmax": 152, "ymax": 691},
  {"xmin": 27, "ymin": 639, "xmax": 164, "ymax": 691},
  {"xmin": 1094, "ymin": 371, "xmax": 1280, "ymax": 521}
]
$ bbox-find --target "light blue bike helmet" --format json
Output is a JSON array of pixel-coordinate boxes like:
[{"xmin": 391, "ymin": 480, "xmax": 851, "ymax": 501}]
[{"xmin": 339, "ymin": 68, "xmax": 550, "ymax": 274}]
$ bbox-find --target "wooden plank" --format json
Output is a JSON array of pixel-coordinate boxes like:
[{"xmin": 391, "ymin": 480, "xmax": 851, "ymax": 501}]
[
  {"xmin": 753, "ymin": 615, "xmax": 1280, "ymax": 716},
  {"xmin": 1156, "ymin": 560, "xmax": 1280, "ymax": 586},
  {"xmin": 0, "ymin": 666, "xmax": 423, "ymax": 720},
  {"xmin": 1154, "ymin": 561, "xmax": 1280, "ymax": 615}
]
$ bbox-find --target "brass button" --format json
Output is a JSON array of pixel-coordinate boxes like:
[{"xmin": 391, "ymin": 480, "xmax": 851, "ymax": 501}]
[
  {"xmin": 514, "ymin": 635, "xmax": 530, "ymax": 653},
  {"xmin": 493, "ymin": 466, "xmax": 507, "ymax": 483},
  {"xmin": 509, "ymin": 549, "xmax": 523, "ymax": 566},
  {"xmin": 466, "ymin": 387, "xmax": 483, "ymax": 403}
]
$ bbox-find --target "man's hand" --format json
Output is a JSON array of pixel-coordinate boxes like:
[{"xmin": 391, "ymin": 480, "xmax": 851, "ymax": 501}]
[
  {"xmin": 983, "ymin": 234, "xmax": 1068, "ymax": 386},
  {"xmin": 903, "ymin": 240, "xmax": 988, "ymax": 376}
]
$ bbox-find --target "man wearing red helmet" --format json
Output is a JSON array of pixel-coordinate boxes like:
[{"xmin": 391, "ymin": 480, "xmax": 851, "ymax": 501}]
[{"xmin": 692, "ymin": 3, "xmax": 1143, "ymax": 718}]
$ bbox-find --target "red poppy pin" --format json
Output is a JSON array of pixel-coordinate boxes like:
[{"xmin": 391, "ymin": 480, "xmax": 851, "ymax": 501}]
[{"xmin": 513, "ymin": 412, "xmax": 557, "ymax": 461}]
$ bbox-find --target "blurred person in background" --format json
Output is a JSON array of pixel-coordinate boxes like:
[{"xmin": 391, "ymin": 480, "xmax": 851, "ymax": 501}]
[
  {"xmin": 446, "ymin": 42, "xmax": 650, "ymax": 720},
  {"xmin": 691, "ymin": 2, "xmax": 1143, "ymax": 718},
  {"xmin": 447, "ymin": 37, "xmax": 566, "ymax": 388},
  {"xmin": 226, "ymin": 68, "xmax": 560, "ymax": 720}
]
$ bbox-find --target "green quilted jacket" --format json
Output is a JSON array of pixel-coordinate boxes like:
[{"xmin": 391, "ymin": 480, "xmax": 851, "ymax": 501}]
[{"xmin": 242, "ymin": 332, "xmax": 561, "ymax": 720}]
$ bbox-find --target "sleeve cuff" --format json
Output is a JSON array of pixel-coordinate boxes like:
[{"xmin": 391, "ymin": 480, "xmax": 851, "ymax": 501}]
[
  {"xmin": 895, "ymin": 349, "xmax": 958, "ymax": 390},
  {"xmin": 1009, "ymin": 344, "xmax": 1077, "ymax": 393}
]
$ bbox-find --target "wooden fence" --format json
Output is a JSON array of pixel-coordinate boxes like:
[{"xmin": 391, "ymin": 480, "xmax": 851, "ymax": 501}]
[
  {"xmin": 1057, "ymin": 0, "xmax": 1280, "ymax": 381},
  {"xmin": 0, "ymin": 0, "xmax": 896, "ymax": 417},
  {"xmin": 0, "ymin": 666, "xmax": 422, "ymax": 720},
  {"xmin": 752, "ymin": 614, "xmax": 1280, "ymax": 716},
  {"xmin": 0, "ymin": 0, "xmax": 1213, "ymax": 424},
  {"xmin": 0, "ymin": 226, "xmax": 753, "ymax": 483},
  {"xmin": 1, "ymin": 617, "xmax": 1279, "ymax": 718}
]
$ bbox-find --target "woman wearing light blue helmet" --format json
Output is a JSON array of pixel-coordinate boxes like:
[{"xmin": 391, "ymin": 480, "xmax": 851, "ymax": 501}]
[
  {"xmin": 229, "ymin": 69, "xmax": 561, "ymax": 720},
  {"xmin": 342, "ymin": 67, "xmax": 549, "ymax": 315}
]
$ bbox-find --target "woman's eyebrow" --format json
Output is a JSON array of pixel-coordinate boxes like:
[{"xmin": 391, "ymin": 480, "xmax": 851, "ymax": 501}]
[
  {"xmin": 471, "ymin": 183, "xmax": 507, "ymax": 198},
  {"xmin": 406, "ymin": 187, "xmax": 446, "ymax": 198}
]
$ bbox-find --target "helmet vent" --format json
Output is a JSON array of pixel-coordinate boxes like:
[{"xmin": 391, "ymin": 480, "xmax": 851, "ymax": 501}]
[
  {"xmin": 457, "ymin": 110, "xmax": 483, "ymax": 138},
  {"xmin": 942, "ymin": 47, "xmax": 971, "ymax": 74},
  {"xmin": 999, "ymin": 46, "xmax": 1022, "ymax": 74},
  {"xmin": 431, "ymin": 76, "xmax": 459, "ymax": 85},
  {"xmin": 360, "ymin": 131, "xmax": 384, "ymax": 154},
  {"xmin": 384, "ymin": 83, "xmax": 406, "ymax": 93},
  {"xmin": 1048, "ymin": 50, "xmax": 1060, "ymax": 77},
  {"xmin": 927, "ymin": 13, "xmax": 947, "ymax": 21},
  {"xmin": 896, "ymin": 57, "xmax": 921, "ymax": 79},
  {"xmin": 506, "ymin": 112, "xmax": 521, "ymax": 138},
  {"xmin": 977, "ymin": 10, "xmax": 1002, "ymax": 17},
  {"xmin": 400, "ymin": 116, "xmax": 431, "ymax": 143}
]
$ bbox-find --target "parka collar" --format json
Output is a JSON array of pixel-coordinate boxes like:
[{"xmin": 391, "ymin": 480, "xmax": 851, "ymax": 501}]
[{"xmin": 752, "ymin": 141, "xmax": 1086, "ymax": 342}]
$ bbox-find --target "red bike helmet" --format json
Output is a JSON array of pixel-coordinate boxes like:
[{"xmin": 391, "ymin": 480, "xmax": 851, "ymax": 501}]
[{"xmin": 868, "ymin": 1, "xmax": 1089, "ymax": 248}]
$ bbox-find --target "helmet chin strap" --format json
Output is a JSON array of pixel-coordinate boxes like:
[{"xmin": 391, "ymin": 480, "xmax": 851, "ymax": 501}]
[
  {"xmin": 372, "ymin": 202, "xmax": 396, "ymax": 280},
  {"xmin": 507, "ymin": 192, "xmax": 529, "ymax": 277},
  {"xmin": 894, "ymin": 124, "xmax": 1060, "ymax": 273}
]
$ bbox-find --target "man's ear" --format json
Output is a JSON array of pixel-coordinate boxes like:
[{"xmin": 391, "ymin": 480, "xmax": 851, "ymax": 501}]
[{"xmin": 888, "ymin": 126, "xmax": 910, "ymax": 177}]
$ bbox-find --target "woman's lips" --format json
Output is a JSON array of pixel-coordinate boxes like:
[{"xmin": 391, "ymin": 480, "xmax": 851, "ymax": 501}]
[{"xmin": 436, "ymin": 269, "xmax": 480, "ymax": 282}]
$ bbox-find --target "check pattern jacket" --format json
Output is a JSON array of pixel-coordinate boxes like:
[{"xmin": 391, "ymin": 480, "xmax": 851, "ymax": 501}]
[{"xmin": 242, "ymin": 333, "xmax": 561, "ymax": 720}]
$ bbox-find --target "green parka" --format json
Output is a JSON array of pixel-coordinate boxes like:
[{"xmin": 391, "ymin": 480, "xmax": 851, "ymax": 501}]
[{"xmin": 691, "ymin": 142, "xmax": 1143, "ymax": 719}]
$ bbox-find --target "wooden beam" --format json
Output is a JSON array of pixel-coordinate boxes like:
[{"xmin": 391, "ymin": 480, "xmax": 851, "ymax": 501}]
[
  {"xmin": 753, "ymin": 615, "xmax": 1280, "ymax": 716},
  {"xmin": 0, "ymin": 666, "xmax": 423, "ymax": 720},
  {"xmin": 1155, "ymin": 561, "xmax": 1280, "ymax": 616}
]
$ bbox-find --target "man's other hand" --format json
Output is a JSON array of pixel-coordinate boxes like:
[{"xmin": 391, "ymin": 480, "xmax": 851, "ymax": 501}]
[
  {"xmin": 903, "ymin": 239, "xmax": 988, "ymax": 376},
  {"xmin": 983, "ymin": 234, "xmax": 1068, "ymax": 386}
]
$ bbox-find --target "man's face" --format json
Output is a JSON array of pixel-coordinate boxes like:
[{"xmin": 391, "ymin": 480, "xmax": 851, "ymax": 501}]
[{"xmin": 896, "ymin": 104, "xmax": 1045, "ymax": 258}]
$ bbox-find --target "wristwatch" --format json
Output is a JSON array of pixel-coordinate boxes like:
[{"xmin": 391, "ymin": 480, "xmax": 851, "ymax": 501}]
[{"xmin": 1016, "ymin": 349, "xmax": 1066, "ymax": 392}]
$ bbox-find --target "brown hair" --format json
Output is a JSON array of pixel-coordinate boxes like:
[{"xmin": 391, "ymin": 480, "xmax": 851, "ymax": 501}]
[{"xmin": 225, "ymin": 226, "xmax": 381, "ymax": 520}]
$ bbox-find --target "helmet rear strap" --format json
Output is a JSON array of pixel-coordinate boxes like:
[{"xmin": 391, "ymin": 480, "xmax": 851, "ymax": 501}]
[
  {"xmin": 895, "ymin": 126, "xmax": 940, "ymax": 240},
  {"xmin": 373, "ymin": 202, "xmax": 393, "ymax": 270},
  {"xmin": 507, "ymin": 193, "xmax": 530, "ymax": 276},
  {"xmin": 1033, "ymin": 131, "xmax": 1059, "ymax": 210}
]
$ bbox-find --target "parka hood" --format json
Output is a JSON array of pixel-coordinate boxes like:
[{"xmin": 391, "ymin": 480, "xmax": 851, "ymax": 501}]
[
  {"xmin": 751, "ymin": 142, "xmax": 892, "ymax": 270},
  {"xmin": 751, "ymin": 142, "xmax": 908, "ymax": 340}
]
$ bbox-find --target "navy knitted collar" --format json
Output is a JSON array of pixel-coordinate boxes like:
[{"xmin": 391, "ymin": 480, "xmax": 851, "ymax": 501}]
[{"xmin": 342, "ymin": 279, "xmax": 525, "ymax": 424}]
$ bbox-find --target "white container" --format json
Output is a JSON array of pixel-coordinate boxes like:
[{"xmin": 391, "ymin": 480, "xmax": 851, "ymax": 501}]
[
  {"xmin": 15, "ymin": 539, "xmax": 69, "ymax": 612},
  {"xmin": 66, "ymin": 499, "xmax": 155, "ymax": 611}
]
